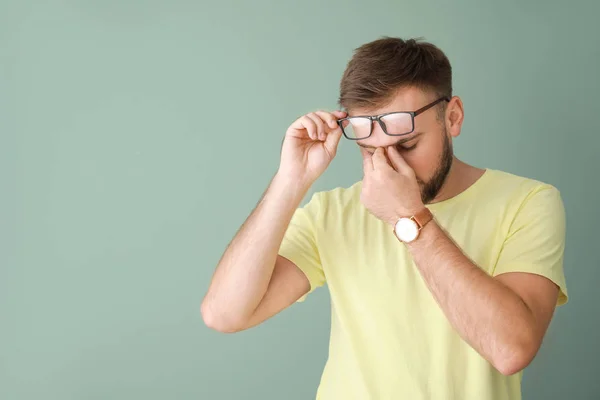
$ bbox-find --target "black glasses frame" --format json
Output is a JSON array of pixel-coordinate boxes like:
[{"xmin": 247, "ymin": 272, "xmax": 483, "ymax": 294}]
[{"xmin": 337, "ymin": 96, "xmax": 451, "ymax": 140}]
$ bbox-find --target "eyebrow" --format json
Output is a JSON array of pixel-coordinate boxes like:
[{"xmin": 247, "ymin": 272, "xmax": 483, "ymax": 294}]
[{"xmin": 357, "ymin": 132, "xmax": 423, "ymax": 149}]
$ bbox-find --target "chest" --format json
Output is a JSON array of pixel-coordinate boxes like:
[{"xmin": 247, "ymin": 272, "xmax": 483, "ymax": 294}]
[{"xmin": 318, "ymin": 205, "xmax": 506, "ymax": 311}]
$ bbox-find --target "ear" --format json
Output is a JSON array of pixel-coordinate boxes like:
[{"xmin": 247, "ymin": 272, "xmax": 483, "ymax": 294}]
[{"xmin": 445, "ymin": 96, "xmax": 464, "ymax": 139}]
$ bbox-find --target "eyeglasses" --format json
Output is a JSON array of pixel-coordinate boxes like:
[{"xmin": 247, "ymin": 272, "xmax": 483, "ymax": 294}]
[{"xmin": 337, "ymin": 96, "xmax": 450, "ymax": 140}]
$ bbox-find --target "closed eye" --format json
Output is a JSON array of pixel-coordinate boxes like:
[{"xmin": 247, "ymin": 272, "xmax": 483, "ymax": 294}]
[{"xmin": 399, "ymin": 143, "xmax": 417, "ymax": 151}]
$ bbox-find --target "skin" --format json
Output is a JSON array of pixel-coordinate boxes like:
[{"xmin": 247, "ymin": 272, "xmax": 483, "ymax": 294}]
[{"xmin": 201, "ymin": 86, "xmax": 560, "ymax": 376}]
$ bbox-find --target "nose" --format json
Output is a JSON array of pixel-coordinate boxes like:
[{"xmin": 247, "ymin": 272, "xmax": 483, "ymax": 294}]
[{"xmin": 359, "ymin": 119, "xmax": 397, "ymax": 148}]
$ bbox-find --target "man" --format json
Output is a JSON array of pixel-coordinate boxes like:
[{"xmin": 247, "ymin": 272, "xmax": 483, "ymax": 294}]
[{"xmin": 201, "ymin": 37, "xmax": 568, "ymax": 399}]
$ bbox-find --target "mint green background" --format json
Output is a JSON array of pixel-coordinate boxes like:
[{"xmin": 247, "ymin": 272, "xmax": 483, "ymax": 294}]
[{"xmin": 2, "ymin": 1, "xmax": 598, "ymax": 399}]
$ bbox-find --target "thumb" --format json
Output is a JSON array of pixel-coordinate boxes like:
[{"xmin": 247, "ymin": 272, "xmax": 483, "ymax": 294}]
[
  {"xmin": 324, "ymin": 124, "xmax": 343, "ymax": 157},
  {"xmin": 360, "ymin": 147, "xmax": 373, "ymax": 173}
]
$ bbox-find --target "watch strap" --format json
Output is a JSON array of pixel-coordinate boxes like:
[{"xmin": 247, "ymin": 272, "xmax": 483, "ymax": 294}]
[{"xmin": 413, "ymin": 207, "xmax": 433, "ymax": 229}]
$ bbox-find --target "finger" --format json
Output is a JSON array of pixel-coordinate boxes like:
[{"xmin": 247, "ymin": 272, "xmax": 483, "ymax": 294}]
[
  {"xmin": 305, "ymin": 113, "xmax": 327, "ymax": 141},
  {"xmin": 296, "ymin": 116, "xmax": 317, "ymax": 140},
  {"xmin": 331, "ymin": 111, "xmax": 348, "ymax": 133},
  {"xmin": 387, "ymin": 145, "xmax": 412, "ymax": 174},
  {"xmin": 314, "ymin": 110, "xmax": 340, "ymax": 132},
  {"xmin": 331, "ymin": 110, "xmax": 348, "ymax": 119},
  {"xmin": 360, "ymin": 147, "xmax": 373, "ymax": 173},
  {"xmin": 289, "ymin": 115, "xmax": 317, "ymax": 140},
  {"xmin": 372, "ymin": 147, "xmax": 392, "ymax": 170}
]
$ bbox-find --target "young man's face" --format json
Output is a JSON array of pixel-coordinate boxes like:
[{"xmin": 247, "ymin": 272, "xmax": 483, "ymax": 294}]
[{"xmin": 349, "ymin": 87, "xmax": 455, "ymax": 204}]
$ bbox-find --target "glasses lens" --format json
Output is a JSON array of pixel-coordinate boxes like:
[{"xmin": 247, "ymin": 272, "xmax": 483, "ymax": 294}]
[
  {"xmin": 341, "ymin": 117, "xmax": 371, "ymax": 139},
  {"xmin": 380, "ymin": 113, "xmax": 413, "ymax": 135}
]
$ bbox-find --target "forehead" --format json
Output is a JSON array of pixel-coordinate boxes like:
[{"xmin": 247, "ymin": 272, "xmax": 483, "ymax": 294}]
[{"xmin": 349, "ymin": 86, "xmax": 432, "ymax": 116}]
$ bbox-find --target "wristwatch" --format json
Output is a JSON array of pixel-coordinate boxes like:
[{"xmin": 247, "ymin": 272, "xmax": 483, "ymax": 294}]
[{"xmin": 393, "ymin": 208, "xmax": 434, "ymax": 243}]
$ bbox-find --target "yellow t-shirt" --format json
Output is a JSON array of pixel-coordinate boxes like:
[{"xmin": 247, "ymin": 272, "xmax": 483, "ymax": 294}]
[{"xmin": 278, "ymin": 168, "xmax": 568, "ymax": 400}]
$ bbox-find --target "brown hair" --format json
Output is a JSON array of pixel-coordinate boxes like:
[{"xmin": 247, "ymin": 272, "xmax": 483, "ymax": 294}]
[{"xmin": 338, "ymin": 37, "xmax": 452, "ymax": 114}]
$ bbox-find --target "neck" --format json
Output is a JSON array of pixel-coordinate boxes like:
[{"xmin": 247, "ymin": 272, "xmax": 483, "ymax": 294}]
[{"xmin": 429, "ymin": 157, "xmax": 486, "ymax": 204}]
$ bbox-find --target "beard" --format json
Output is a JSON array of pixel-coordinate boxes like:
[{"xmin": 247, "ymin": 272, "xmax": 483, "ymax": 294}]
[{"xmin": 407, "ymin": 131, "xmax": 454, "ymax": 204}]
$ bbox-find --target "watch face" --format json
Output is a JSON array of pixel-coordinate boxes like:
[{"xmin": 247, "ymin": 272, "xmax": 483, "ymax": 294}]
[{"xmin": 395, "ymin": 218, "xmax": 419, "ymax": 242}]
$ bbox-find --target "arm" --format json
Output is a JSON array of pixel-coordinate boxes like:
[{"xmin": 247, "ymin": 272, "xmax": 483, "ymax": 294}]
[
  {"xmin": 405, "ymin": 220, "xmax": 559, "ymax": 376},
  {"xmin": 201, "ymin": 109, "xmax": 346, "ymax": 333},
  {"xmin": 360, "ymin": 146, "xmax": 566, "ymax": 376},
  {"xmin": 201, "ymin": 173, "xmax": 311, "ymax": 333}
]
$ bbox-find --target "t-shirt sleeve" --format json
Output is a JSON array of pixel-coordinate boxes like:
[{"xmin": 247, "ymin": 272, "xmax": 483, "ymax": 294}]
[
  {"xmin": 492, "ymin": 185, "xmax": 568, "ymax": 306},
  {"xmin": 278, "ymin": 191, "xmax": 326, "ymax": 302}
]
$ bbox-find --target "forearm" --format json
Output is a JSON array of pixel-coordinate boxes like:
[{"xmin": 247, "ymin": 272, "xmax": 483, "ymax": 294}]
[
  {"xmin": 406, "ymin": 220, "xmax": 537, "ymax": 373},
  {"xmin": 202, "ymin": 172, "xmax": 310, "ymax": 328}
]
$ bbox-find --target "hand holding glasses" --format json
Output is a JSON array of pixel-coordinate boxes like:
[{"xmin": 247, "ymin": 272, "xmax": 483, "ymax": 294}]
[{"xmin": 276, "ymin": 97, "xmax": 449, "ymax": 190}]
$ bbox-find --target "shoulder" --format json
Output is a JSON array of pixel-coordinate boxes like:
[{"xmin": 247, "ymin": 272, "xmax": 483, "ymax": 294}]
[
  {"xmin": 484, "ymin": 168, "xmax": 563, "ymax": 207},
  {"xmin": 312, "ymin": 180, "xmax": 363, "ymax": 210},
  {"xmin": 302, "ymin": 181, "xmax": 364, "ymax": 229},
  {"xmin": 483, "ymin": 169, "xmax": 565, "ymax": 231}
]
